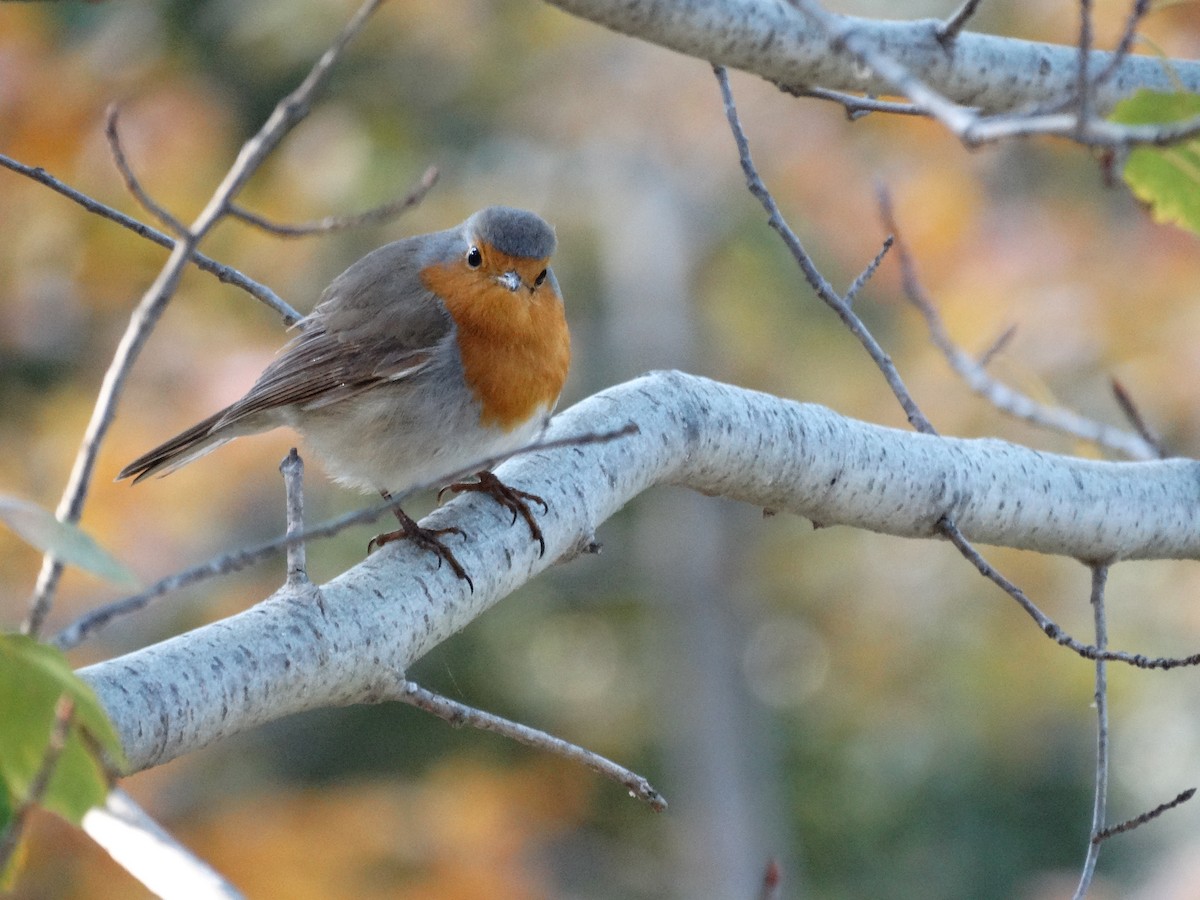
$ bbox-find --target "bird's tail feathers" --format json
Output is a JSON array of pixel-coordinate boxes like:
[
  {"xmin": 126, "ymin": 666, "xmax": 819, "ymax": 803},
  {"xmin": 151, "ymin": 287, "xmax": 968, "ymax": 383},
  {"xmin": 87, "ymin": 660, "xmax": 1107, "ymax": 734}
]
[{"xmin": 117, "ymin": 411, "xmax": 240, "ymax": 484}]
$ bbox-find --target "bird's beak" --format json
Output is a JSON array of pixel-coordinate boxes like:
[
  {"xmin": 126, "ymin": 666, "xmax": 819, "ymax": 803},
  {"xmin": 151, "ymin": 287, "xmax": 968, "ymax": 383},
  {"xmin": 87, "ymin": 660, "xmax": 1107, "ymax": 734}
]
[{"xmin": 497, "ymin": 271, "xmax": 522, "ymax": 292}]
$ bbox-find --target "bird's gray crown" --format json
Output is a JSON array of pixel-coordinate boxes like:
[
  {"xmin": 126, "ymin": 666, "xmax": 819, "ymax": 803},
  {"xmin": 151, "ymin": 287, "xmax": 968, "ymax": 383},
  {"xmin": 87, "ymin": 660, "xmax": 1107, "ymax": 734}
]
[{"xmin": 468, "ymin": 206, "xmax": 556, "ymax": 260}]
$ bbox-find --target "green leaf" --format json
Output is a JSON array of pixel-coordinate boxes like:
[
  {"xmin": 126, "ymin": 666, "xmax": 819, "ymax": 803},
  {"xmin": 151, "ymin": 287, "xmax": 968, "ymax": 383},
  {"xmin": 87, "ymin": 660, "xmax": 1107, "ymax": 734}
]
[
  {"xmin": 0, "ymin": 496, "xmax": 137, "ymax": 587},
  {"xmin": 1110, "ymin": 90, "xmax": 1200, "ymax": 236},
  {"xmin": 0, "ymin": 634, "xmax": 126, "ymax": 825}
]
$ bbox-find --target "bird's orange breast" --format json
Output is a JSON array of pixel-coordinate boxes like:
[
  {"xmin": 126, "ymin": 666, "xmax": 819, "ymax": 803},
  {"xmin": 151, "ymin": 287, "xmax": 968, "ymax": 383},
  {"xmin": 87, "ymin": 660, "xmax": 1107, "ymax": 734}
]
[{"xmin": 421, "ymin": 259, "xmax": 571, "ymax": 431}]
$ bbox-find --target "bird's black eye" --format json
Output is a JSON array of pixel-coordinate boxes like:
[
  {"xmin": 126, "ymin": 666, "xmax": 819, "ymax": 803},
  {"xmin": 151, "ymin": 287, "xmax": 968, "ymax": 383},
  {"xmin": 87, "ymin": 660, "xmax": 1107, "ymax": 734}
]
[
  {"xmin": 466, "ymin": 246, "xmax": 482, "ymax": 268},
  {"xmin": 534, "ymin": 269, "xmax": 547, "ymax": 286}
]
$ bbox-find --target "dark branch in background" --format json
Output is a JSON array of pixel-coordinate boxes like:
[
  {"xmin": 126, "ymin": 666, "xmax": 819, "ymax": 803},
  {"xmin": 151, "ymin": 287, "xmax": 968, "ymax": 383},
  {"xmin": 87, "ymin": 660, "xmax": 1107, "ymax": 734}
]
[
  {"xmin": 1111, "ymin": 378, "xmax": 1167, "ymax": 459},
  {"xmin": 105, "ymin": 106, "xmax": 188, "ymax": 237},
  {"xmin": 936, "ymin": 0, "xmax": 987, "ymax": 45},
  {"xmin": 0, "ymin": 697, "xmax": 76, "ymax": 873},
  {"xmin": 976, "ymin": 324, "xmax": 1017, "ymax": 369},
  {"xmin": 713, "ymin": 65, "xmax": 935, "ymax": 436},
  {"xmin": 877, "ymin": 186, "xmax": 1160, "ymax": 460},
  {"xmin": 22, "ymin": 0, "xmax": 389, "ymax": 638},
  {"xmin": 397, "ymin": 679, "xmax": 667, "ymax": 811},
  {"xmin": 1093, "ymin": 788, "xmax": 1197, "ymax": 845},
  {"xmin": 50, "ymin": 424, "xmax": 638, "ymax": 651},
  {"xmin": 1091, "ymin": 0, "xmax": 1151, "ymax": 91},
  {"xmin": 0, "ymin": 154, "xmax": 300, "ymax": 323},
  {"xmin": 229, "ymin": 165, "xmax": 439, "ymax": 236},
  {"xmin": 938, "ymin": 517, "xmax": 1200, "ymax": 671},
  {"xmin": 1074, "ymin": 564, "xmax": 1110, "ymax": 900}
]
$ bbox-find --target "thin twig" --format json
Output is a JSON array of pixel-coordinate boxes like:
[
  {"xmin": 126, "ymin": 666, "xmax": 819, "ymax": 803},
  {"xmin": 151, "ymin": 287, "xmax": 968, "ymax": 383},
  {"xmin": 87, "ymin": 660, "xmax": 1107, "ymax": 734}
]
[
  {"xmin": 279, "ymin": 449, "xmax": 308, "ymax": 587},
  {"xmin": 1073, "ymin": 565, "xmax": 1110, "ymax": 900},
  {"xmin": 878, "ymin": 186, "xmax": 1158, "ymax": 460},
  {"xmin": 938, "ymin": 517, "xmax": 1200, "ymax": 670},
  {"xmin": 843, "ymin": 235, "xmax": 893, "ymax": 308},
  {"xmin": 1075, "ymin": 0, "xmax": 1095, "ymax": 140},
  {"xmin": 228, "ymin": 165, "xmax": 438, "ymax": 237},
  {"xmin": 397, "ymin": 679, "xmax": 667, "ymax": 811},
  {"xmin": 0, "ymin": 696, "xmax": 76, "ymax": 873},
  {"xmin": 51, "ymin": 424, "xmax": 639, "ymax": 650},
  {"xmin": 976, "ymin": 324, "xmax": 1017, "ymax": 369},
  {"xmin": 22, "ymin": 0, "xmax": 386, "ymax": 637},
  {"xmin": 0, "ymin": 153, "xmax": 299, "ymax": 323},
  {"xmin": 1091, "ymin": 0, "xmax": 1151, "ymax": 91},
  {"xmin": 775, "ymin": 83, "xmax": 924, "ymax": 119},
  {"xmin": 1092, "ymin": 788, "xmax": 1196, "ymax": 844},
  {"xmin": 105, "ymin": 105, "xmax": 188, "ymax": 237},
  {"xmin": 714, "ymin": 65, "xmax": 936, "ymax": 436},
  {"xmin": 1110, "ymin": 378, "xmax": 1167, "ymax": 459},
  {"xmin": 936, "ymin": 0, "xmax": 986, "ymax": 45}
]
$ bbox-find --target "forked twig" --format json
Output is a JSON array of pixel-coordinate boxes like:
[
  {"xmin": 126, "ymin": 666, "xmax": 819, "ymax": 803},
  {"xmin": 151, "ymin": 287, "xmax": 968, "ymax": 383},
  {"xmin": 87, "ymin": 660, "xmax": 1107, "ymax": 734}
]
[
  {"xmin": 23, "ymin": 0, "xmax": 388, "ymax": 637},
  {"xmin": 939, "ymin": 517, "xmax": 1200, "ymax": 671},
  {"xmin": 714, "ymin": 65, "xmax": 933, "ymax": 435},
  {"xmin": 0, "ymin": 154, "xmax": 299, "ymax": 322},
  {"xmin": 877, "ymin": 186, "xmax": 1159, "ymax": 460},
  {"xmin": 105, "ymin": 106, "xmax": 188, "ymax": 237}
]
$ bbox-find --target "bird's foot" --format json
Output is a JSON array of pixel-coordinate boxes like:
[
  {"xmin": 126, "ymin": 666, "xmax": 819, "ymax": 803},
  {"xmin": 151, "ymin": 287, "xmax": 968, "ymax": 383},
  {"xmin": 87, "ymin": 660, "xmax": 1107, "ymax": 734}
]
[
  {"xmin": 368, "ymin": 506, "xmax": 473, "ymax": 591},
  {"xmin": 439, "ymin": 470, "xmax": 548, "ymax": 556}
]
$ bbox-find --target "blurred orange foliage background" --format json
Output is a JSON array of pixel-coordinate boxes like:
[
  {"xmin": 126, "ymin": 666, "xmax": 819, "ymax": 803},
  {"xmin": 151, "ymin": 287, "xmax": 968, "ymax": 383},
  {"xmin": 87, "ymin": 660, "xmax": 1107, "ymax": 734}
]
[{"xmin": 3, "ymin": 1, "xmax": 1200, "ymax": 898}]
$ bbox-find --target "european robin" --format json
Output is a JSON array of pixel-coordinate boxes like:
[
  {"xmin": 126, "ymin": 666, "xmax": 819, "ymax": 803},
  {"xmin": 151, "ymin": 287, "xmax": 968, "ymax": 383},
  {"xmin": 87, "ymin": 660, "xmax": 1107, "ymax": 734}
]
[{"xmin": 118, "ymin": 206, "xmax": 572, "ymax": 588}]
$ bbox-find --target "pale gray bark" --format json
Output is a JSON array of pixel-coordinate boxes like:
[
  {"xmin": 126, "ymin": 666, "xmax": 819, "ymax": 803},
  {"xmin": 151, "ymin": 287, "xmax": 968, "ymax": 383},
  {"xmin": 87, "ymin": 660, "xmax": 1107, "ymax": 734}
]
[
  {"xmin": 81, "ymin": 371, "xmax": 1200, "ymax": 773},
  {"xmin": 541, "ymin": 0, "xmax": 1200, "ymax": 114}
]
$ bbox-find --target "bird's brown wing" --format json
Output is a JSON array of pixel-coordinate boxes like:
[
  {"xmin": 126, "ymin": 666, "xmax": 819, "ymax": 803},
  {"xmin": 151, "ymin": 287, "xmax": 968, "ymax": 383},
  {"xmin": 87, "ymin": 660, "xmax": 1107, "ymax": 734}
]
[{"xmin": 213, "ymin": 237, "xmax": 456, "ymax": 427}]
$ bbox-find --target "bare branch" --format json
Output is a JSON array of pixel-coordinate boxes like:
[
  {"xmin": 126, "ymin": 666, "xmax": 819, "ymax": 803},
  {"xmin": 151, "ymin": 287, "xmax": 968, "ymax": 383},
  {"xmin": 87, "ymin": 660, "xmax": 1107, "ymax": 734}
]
[
  {"xmin": 714, "ymin": 65, "xmax": 936, "ymax": 435},
  {"xmin": 775, "ymin": 83, "xmax": 924, "ymax": 119},
  {"xmin": 1092, "ymin": 788, "xmax": 1197, "ymax": 845},
  {"xmin": 1091, "ymin": 0, "xmax": 1151, "ymax": 92},
  {"xmin": 1074, "ymin": 0, "xmax": 1096, "ymax": 138},
  {"xmin": 936, "ymin": 0, "xmax": 987, "ymax": 46},
  {"xmin": 83, "ymin": 789, "xmax": 244, "ymax": 899},
  {"xmin": 878, "ymin": 186, "xmax": 1159, "ymax": 460},
  {"xmin": 939, "ymin": 517, "xmax": 1200, "ymax": 671},
  {"xmin": 1074, "ymin": 564, "xmax": 1110, "ymax": 900},
  {"xmin": 52, "ymin": 424, "xmax": 638, "ymax": 650},
  {"xmin": 397, "ymin": 679, "xmax": 667, "ymax": 811},
  {"xmin": 976, "ymin": 324, "xmax": 1017, "ymax": 369},
  {"xmin": 228, "ymin": 165, "xmax": 439, "ymax": 237},
  {"xmin": 104, "ymin": 105, "xmax": 188, "ymax": 237},
  {"xmin": 0, "ymin": 153, "xmax": 299, "ymax": 323},
  {"xmin": 74, "ymin": 372, "xmax": 1200, "ymax": 773},
  {"xmin": 279, "ymin": 449, "xmax": 308, "ymax": 587},
  {"xmin": 23, "ymin": 0, "xmax": 386, "ymax": 637},
  {"xmin": 843, "ymin": 235, "xmax": 893, "ymax": 308},
  {"xmin": 546, "ymin": 0, "xmax": 1200, "ymax": 113},
  {"xmin": 1110, "ymin": 378, "xmax": 1167, "ymax": 459}
]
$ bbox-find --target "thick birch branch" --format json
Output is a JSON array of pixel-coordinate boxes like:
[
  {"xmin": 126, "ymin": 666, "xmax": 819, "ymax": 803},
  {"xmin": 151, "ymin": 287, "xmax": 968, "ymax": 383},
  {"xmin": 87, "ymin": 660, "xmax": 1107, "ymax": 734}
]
[
  {"xmin": 80, "ymin": 371, "xmax": 1200, "ymax": 773},
  {"xmin": 542, "ymin": 0, "xmax": 1200, "ymax": 113}
]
